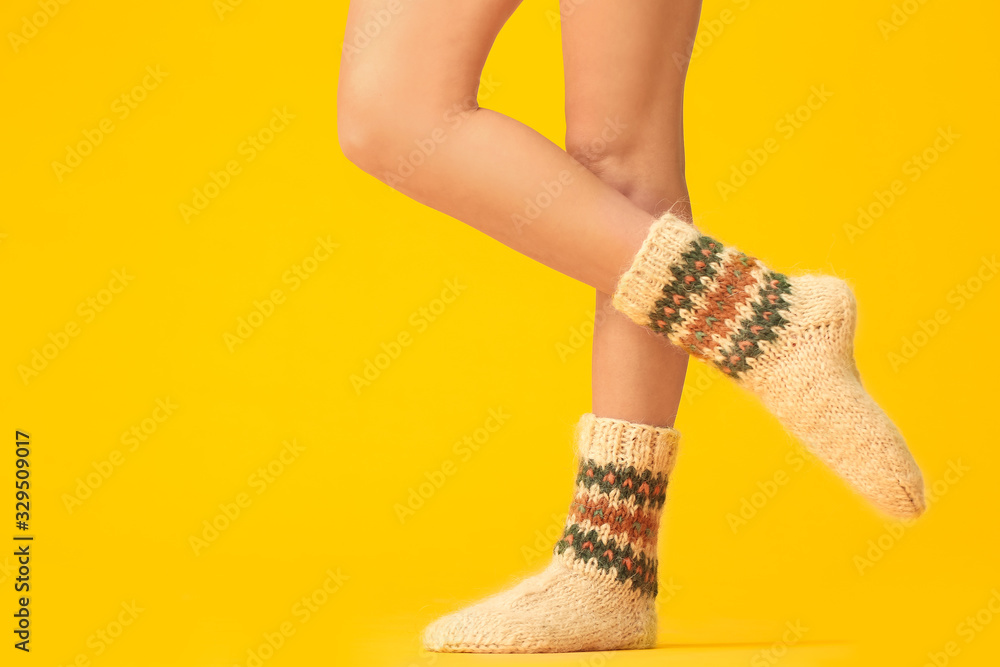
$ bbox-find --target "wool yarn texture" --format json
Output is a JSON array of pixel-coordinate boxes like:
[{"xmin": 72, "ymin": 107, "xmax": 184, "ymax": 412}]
[
  {"xmin": 422, "ymin": 413, "xmax": 680, "ymax": 653},
  {"xmin": 613, "ymin": 212, "xmax": 925, "ymax": 518}
]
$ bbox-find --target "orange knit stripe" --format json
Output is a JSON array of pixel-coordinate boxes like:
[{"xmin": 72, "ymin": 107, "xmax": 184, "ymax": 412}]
[
  {"xmin": 671, "ymin": 254, "xmax": 762, "ymax": 356},
  {"xmin": 568, "ymin": 489, "xmax": 659, "ymax": 551}
]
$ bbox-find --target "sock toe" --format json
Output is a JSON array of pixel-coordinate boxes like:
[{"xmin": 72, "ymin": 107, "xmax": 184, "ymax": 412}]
[{"xmin": 877, "ymin": 453, "xmax": 926, "ymax": 519}]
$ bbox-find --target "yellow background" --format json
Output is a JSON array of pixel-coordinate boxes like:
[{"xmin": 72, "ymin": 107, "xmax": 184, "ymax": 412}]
[{"xmin": 2, "ymin": 0, "xmax": 999, "ymax": 665}]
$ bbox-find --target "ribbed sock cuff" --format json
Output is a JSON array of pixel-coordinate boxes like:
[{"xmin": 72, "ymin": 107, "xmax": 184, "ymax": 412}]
[
  {"xmin": 575, "ymin": 413, "xmax": 680, "ymax": 475},
  {"xmin": 612, "ymin": 212, "xmax": 701, "ymax": 327}
]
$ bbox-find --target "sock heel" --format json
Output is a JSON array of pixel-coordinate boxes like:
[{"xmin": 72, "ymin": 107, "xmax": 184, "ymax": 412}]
[{"xmin": 788, "ymin": 275, "xmax": 856, "ymax": 329}]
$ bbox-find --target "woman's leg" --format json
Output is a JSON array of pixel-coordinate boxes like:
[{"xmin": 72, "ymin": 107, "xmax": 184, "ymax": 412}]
[
  {"xmin": 561, "ymin": 0, "xmax": 703, "ymax": 429},
  {"xmin": 338, "ymin": 0, "xmax": 659, "ymax": 295},
  {"xmin": 341, "ymin": 4, "xmax": 690, "ymax": 654},
  {"xmin": 340, "ymin": 0, "xmax": 700, "ymax": 429},
  {"xmin": 340, "ymin": 11, "xmax": 924, "ymax": 651}
]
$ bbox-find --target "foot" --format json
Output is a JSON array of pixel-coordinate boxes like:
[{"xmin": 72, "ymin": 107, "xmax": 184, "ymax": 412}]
[
  {"xmin": 422, "ymin": 414, "xmax": 679, "ymax": 653},
  {"xmin": 422, "ymin": 550, "xmax": 657, "ymax": 653},
  {"xmin": 613, "ymin": 213, "xmax": 925, "ymax": 518}
]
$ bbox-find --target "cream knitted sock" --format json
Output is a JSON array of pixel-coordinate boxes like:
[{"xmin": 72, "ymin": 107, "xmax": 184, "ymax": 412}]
[
  {"xmin": 422, "ymin": 414, "xmax": 679, "ymax": 653},
  {"xmin": 613, "ymin": 212, "xmax": 925, "ymax": 518}
]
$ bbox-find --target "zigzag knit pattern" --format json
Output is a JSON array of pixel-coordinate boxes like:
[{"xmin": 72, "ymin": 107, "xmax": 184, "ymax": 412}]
[
  {"xmin": 422, "ymin": 414, "xmax": 679, "ymax": 653},
  {"xmin": 613, "ymin": 212, "xmax": 926, "ymax": 519},
  {"xmin": 554, "ymin": 459, "xmax": 668, "ymax": 597},
  {"xmin": 613, "ymin": 215, "xmax": 795, "ymax": 380},
  {"xmin": 646, "ymin": 234, "xmax": 794, "ymax": 377}
]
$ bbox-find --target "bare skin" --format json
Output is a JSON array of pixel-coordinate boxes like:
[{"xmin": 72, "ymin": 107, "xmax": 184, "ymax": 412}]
[
  {"xmin": 338, "ymin": 0, "xmax": 700, "ymax": 427},
  {"xmin": 562, "ymin": 0, "xmax": 701, "ymax": 427}
]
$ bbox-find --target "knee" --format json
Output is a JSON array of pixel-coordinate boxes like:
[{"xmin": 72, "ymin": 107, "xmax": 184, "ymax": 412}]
[
  {"xmin": 565, "ymin": 117, "xmax": 687, "ymax": 207},
  {"xmin": 337, "ymin": 80, "xmax": 398, "ymax": 176},
  {"xmin": 337, "ymin": 77, "xmax": 469, "ymax": 179},
  {"xmin": 564, "ymin": 116, "xmax": 636, "ymax": 178},
  {"xmin": 566, "ymin": 125, "xmax": 644, "ymax": 202}
]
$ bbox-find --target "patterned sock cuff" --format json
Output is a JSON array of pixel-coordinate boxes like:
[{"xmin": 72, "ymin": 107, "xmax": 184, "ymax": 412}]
[
  {"xmin": 555, "ymin": 414, "xmax": 680, "ymax": 597},
  {"xmin": 612, "ymin": 212, "xmax": 702, "ymax": 327},
  {"xmin": 612, "ymin": 212, "xmax": 795, "ymax": 380}
]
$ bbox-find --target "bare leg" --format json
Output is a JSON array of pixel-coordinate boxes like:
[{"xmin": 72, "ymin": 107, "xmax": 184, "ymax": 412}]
[
  {"xmin": 342, "ymin": 4, "xmax": 923, "ymax": 598},
  {"xmin": 341, "ymin": 9, "xmax": 690, "ymax": 651},
  {"xmin": 341, "ymin": 0, "xmax": 928, "ymax": 655},
  {"xmin": 338, "ymin": 0, "xmax": 660, "ymax": 295},
  {"xmin": 561, "ymin": 0, "xmax": 702, "ymax": 428}
]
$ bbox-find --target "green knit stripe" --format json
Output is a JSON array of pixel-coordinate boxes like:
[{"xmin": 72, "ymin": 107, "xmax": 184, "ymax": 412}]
[
  {"xmin": 716, "ymin": 270, "xmax": 793, "ymax": 376},
  {"xmin": 575, "ymin": 459, "xmax": 668, "ymax": 510},
  {"xmin": 649, "ymin": 235, "xmax": 725, "ymax": 334},
  {"xmin": 554, "ymin": 523, "xmax": 659, "ymax": 597}
]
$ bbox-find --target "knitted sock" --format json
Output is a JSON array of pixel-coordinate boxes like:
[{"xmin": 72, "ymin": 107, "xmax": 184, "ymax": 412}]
[
  {"xmin": 613, "ymin": 212, "xmax": 925, "ymax": 518},
  {"xmin": 422, "ymin": 413, "xmax": 679, "ymax": 653}
]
